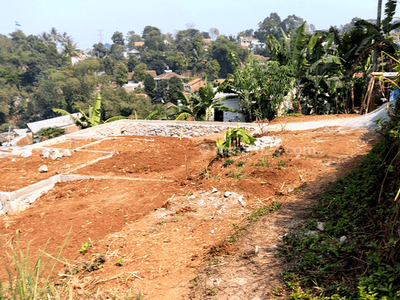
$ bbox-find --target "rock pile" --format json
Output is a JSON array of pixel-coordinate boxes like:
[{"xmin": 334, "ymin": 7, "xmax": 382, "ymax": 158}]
[{"xmin": 244, "ymin": 136, "xmax": 282, "ymax": 152}]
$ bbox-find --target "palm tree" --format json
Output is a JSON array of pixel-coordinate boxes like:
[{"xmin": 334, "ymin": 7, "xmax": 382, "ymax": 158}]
[{"xmin": 61, "ymin": 36, "xmax": 80, "ymax": 64}]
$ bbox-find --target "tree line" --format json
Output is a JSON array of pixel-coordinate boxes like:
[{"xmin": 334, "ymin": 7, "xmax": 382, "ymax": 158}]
[{"xmin": 0, "ymin": 7, "xmax": 399, "ymax": 130}]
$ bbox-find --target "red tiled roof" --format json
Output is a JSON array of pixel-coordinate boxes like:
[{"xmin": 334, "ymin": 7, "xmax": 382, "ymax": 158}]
[
  {"xmin": 146, "ymin": 70, "xmax": 157, "ymax": 78},
  {"xmin": 253, "ymin": 55, "xmax": 269, "ymax": 61},
  {"xmin": 157, "ymin": 72, "xmax": 183, "ymax": 79},
  {"xmin": 202, "ymin": 39, "xmax": 211, "ymax": 44},
  {"xmin": 186, "ymin": 78, "xmax": 204, "ymax": 86},
  {"xmin": 165, "ymin": 102, "xmax": 177, "ymax": 108},
  {"xmin": 134, "ymin": 42, "xmax": 144, "ymax": 47},
  {"xmin": 214, "ymin": 78, "xmax": 233, "ymax": 83}
]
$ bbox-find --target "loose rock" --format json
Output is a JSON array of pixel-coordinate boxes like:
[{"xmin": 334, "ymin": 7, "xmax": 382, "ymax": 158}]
[
  {"xmin": 237, "ymin": 197, "xmax": 247, "ymax": 207},
  {"xmin": 317, "ymin": 222, "xmax": 325, "ymax": 231},
  {"xmin": 21, "ymin": 150, "xmax": 32, "ymax": 158},
  {"xmin": 39, "ymin": 165, "xmax": 48, "ymax": 173},
  {"xmin": 224, "ymin": 191, "xmax": 232, "ymax": 198},
  {"xmin": 62, "ymin": 149, "xmax": 72, "ymax": 157},
  {"xmin": 211, "ymin": 187, "xmax": 218, "ymax": 193},
  {"xmin": 49, "ymin": 149, "xmax": 61, "ymax": 160},
  {"xmin": 42, "ymin": 149, "xmax": 50, "ymax": 158}
]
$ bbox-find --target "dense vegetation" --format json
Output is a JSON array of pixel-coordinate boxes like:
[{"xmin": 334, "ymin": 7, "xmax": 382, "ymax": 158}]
[{"xmin": 1, "ymin": 3, "xmax": 400, "ymax": 130}]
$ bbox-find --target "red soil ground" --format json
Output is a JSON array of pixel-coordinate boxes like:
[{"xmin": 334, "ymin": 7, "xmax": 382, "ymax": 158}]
[{"xmin": 0, "ymin": 125, "xmax": 378, "ymax": 299}]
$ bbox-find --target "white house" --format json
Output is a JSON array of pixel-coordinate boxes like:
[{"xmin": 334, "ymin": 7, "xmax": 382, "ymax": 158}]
[
  {"xmin": 212, "ymin": 91, "xmax": 246, "ymax": 122},
  {"xmin": 239, "ymin": 36, "xmax": 265, "ymax": 52}
]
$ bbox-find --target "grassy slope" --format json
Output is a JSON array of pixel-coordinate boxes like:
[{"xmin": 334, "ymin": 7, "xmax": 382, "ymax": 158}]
[{"xmin": 280, "ymin": 101, "xmax": 400, "ymax": 299}]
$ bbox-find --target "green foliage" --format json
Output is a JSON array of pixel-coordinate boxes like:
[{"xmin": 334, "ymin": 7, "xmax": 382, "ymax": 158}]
[
  {"xmin": 216, "ymin": 126, "xmax": 256, "ymax": 157},
  {"xmin": 0, "ymin": 230, "xmax": 70, "ymax": 298},
  {"xmin": 53, "ymin": 93, "xmax": 126, "ymax": 128},
  {"xmin": 280, "ymin": 99, "xmax": 400, "ymax": 298},
  {"xmin": 36, "ymin": 126, "xmax": 65, "ymax": 140},
  {"xmin": 221, "ymin": 158, "xmax": 235, "ymax": 168},
  {"xmin": 78, "ymin": 242, "xmax": 92, "ymax": 254},
  {"xmin": 173, "ymin": 79, "xmax": 238, "ymax": 121}
]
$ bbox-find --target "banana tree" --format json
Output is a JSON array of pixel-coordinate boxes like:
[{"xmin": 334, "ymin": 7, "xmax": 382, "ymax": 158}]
[
  {"xmin": 172, "ymin": 79, "xmax": 238, "ymax": 121},
  {"xmin": 266, "ymin": 22, "xmax": 310, "ymax": 113},
  {"xmin": 308, "ymin": 32, "xmax": 342, "ymax": 113},
  {"xmin": 355, "ymin": 0, "xmax": 400, "ymax": 72},
  {"xmin": 53, "ymin": 93, "xmax": 125, "ymax": 128}
]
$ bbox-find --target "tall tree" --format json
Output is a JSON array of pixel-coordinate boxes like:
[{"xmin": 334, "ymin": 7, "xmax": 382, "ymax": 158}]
[
  {"xmin": 61, "ymin": 36, "xmax": 80, "ymax": 64},
  {"xmin": 111, "ymin": 31, "xmax": 125, "ymax": 45}
]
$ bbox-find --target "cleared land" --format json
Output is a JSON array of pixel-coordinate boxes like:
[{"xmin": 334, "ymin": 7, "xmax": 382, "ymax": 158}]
[{"xmin": 0, "ymin": 119, "xmax": 379, "ymax": 299}]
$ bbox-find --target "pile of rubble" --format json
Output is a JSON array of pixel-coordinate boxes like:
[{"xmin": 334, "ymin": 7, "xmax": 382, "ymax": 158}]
[{"xmin": 244, "ymin": 136, "xmax": 282, "ymax": 152}]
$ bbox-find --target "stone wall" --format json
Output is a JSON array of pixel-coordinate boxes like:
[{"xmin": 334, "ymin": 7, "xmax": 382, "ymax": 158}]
[{"xmin": 70, "ymin": 120, "xmax": 260, "ymax": 138}]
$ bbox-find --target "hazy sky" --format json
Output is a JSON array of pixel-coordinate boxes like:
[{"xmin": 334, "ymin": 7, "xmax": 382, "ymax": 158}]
[{"xmin": 0, "ymin": 0, "xmax": 386, "ymax": 50}]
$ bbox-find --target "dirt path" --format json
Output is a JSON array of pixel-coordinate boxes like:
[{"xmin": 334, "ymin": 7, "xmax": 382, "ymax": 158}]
[{"xmin": 187, "ymin": 166, "xmax": 349, "ymax": 300}]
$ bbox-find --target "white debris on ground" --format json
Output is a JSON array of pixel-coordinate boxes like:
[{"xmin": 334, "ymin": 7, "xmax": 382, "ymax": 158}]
[
  {"xmin": 154, "ymin": 188, "xmax": 250, "ymax": 224},
  {"xmin": 244, "ymin": 136, "xmax": 282, "ymax": 152},
  {"xmin": 340, "ymin": 102, "xmax": 395, "ymax": 130}
]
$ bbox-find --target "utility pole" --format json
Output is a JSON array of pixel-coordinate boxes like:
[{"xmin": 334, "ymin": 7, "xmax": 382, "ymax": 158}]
[
  {"xmin": 373, "ymin": 0, "xmax": 383, "ymax": 72},
  {"xmin": 97, "ymin": 29, "xmax": 104, "ymax": 44}
]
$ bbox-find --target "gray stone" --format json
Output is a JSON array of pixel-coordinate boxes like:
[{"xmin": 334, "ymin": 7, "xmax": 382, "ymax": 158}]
[
  {"xmin": 42, "ymin": 149, "xmax": 50, "ymax": 158},
  {"xmin": 197, "ymin": 201, "xmax": 206, "ymax": 206},
  {"xmin": 197, "ymin": 191, "xmax": 203, "ymax": 194},
  {"xmin": 317, "ymin": 222, "xmax": 325, "ymax": 231},
  {"xmin": 339, "ymin": 236, "xmax": 347, "ymax": 243},
  {"xmin": 208, "ymin": 197, "xmax": 215, "ymax": 201},
  {"xmin": 49, "ymin": 149, "xmax": 61, "ymax": 160},
  {"xmin": 224, "ymin": 191, "xmax": 232, "ymax": 198},
  {"xmin": 39, "ymin": 165, "xmax": 48, "ymax": 173},
  {"xmin": 204, "ymin": 192, "xmax": 210, "ymax": 196},
  {"xmin": 304, "ymin": 231, "xmax": 318, "ymax": 236},
  {"xmin": 211, "ymin": 187, "xmax": 218, "ymax": 193},
  {"xmin": 62, "ymin": 149, "xmax": 72, "ymax": 157},
  {"xmin": 188, "ymin": 195, "xmax": 196, "ymax": 200},
  {"xmin": 21, "ymin": 150, "xmax": 32, "ymax": 158},
  {"xmin": 237, "ymin": 197, "xmax": 247, "ymax": 207}
]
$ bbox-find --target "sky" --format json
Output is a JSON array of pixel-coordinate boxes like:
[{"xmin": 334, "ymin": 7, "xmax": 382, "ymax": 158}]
[{"xmin": 0, "ymin": 0, "xmax": 387, "ymax": 50}]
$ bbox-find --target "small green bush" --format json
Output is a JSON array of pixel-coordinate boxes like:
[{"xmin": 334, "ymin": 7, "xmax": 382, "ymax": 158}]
[{"xmin": 36, "ymin": 126, "xmax": 65, "ymax": 140}]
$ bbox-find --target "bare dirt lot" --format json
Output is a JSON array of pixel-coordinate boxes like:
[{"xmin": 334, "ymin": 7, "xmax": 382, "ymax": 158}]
[{"xmin": 0, "ymin": 125, "xmax": 379, "ymax": 299}]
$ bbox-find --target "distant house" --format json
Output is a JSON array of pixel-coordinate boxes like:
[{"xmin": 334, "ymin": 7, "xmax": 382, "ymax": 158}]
[
  {"xmin": 252, "ymin": 55, "xmax": 269, "ymax": 65},
  {"xmin": 122, "ymin": 49, "xmax": 141, "ymax": 59},
  {"xmin": 156, "ymin": 72, "xmax": 183, "ymax": 80},
  {"xmin": 134, "ymin": 42, "xmax": 145, "ymax": 47},
  {"xmin": 71, "ymin": 50, "xmax": 92, "ymax": 65},
  {"xmin": 185, "ymin": 78, "xmax": 205, "ymax": 93},
  {"xmin": 165, "ymin": 102, "xmax": 177, "ymax": 109},
  {"xmin": 134, "ymin": 94, "xmax": 148, "ymax": 98},
  {"xmin": 202, "ymin": 39, "xmax": 211, "ymax": 50},
  {"xmin": 27, "ymin": 113, "xmax": 83, "ymax": 134},
  {"xmin": 146, "ymin": 70, "xmax": 158, "ymax": 78},
  {"xmin": 239, "ymin": 36, "xmax": 265, "ymax": 52},
  {"xmin": 212, "ymin": 91, "xmax": 246, "ymax": 122},
  {"xmin": 214, "ymin": 78, "xmax": 233, "ymax": 84}
]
